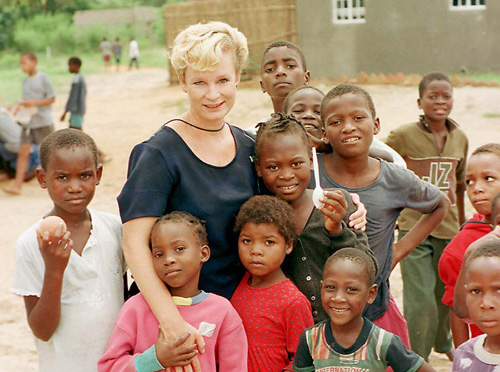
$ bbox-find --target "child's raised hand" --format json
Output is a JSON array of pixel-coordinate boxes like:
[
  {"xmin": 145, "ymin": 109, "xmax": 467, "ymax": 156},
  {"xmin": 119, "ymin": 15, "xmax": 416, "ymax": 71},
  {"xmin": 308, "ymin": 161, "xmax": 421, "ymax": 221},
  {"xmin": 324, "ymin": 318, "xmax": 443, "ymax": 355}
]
[
  {"xmin": 36, "ymin": 224, "xmax": 72, "ymax": 275},
  {"xmin": 348, "ymin": 193, "xmax": 367, "ymax": 231},
  {"xmin": 155, "ymin": 329, "xmax": 199, "ymax": 370},
  {"xmin": 320, "ymin": 189, "xmax": 348, "ymax": 235}
]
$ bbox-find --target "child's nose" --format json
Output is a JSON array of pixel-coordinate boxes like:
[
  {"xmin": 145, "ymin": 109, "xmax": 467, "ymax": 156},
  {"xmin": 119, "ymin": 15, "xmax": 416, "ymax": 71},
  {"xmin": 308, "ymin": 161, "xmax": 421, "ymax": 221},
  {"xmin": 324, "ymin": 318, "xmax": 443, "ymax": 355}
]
[
  {"xmin": 480, "ymin": 293, "xmax": 496, "ymax": 310},
  {"xmin": 250, "ymin": 245, "xmax": 263, "ymax": 256},
  {"xmin": 68, "ymin": 178, "xmax": 82, "ymax": 192},
  {"xmin": 279, "ymin": 168, "xmax": 294, "ymax": 180}
]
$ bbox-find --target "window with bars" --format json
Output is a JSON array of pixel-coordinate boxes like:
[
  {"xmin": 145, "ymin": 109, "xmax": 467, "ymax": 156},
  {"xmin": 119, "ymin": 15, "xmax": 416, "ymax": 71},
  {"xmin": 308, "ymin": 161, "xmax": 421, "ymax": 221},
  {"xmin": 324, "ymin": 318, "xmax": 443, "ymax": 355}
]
[
  {"xmin": 450, "ymin": 0, "xmax": 486, "ymax": 10},
  {"xmin": 332, "ymin": 0, "xmax": 366, "ymax": 24}
]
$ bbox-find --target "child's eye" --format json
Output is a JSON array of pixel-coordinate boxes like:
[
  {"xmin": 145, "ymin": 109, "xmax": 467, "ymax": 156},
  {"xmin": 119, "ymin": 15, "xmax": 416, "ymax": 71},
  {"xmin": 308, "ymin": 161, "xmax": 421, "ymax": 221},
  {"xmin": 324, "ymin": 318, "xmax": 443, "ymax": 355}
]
[
  {"xmin": 486, "ymin": 176, "xmax": 495, "ymax": 182},
  {"xmin": 219, "ymin": 78, "xmax": 229, "ymax": 83},
  {"xmin": 314, "ymin": 110, "xmax": 321, "ymax": 115},
  {"xmin": 287, "ymin": 64, "xmax": 296, "ymax": 69},
  {"xmin": 470, "ymin": 288, "xmax": 481, "ymax": 295},
  {"xmin": 265, "ymin": 239, "xmax": 275, "ymax": 245},
  {"xmin": 265, "ymin": 67, "xmax": 274, "ymax": 73},
  {"xmin": 292, "ymin": 161, "xmax": 304, "ymax": 167},
  {"xmin": 292, "ymin": 109, "xmax": 303, "ymax": 114},
  {"xmin": 354, "ymin": 116, "xmax": 364, "ymax": 121},
  {"xmin": 241, "ymin": 238, "xmax": 251, "ymax": 244},
  {"xmin": 267, "ymin": 165, "xmax": 278, "ymax": 171},
  {"xmin": 56, "ymin": 175, "xmax": 67, "ymax": 180},
  {"xmin": 175, "ymin": 246, "xmax": 185, "ymax": 252},
  {"xmin": 81, "ymin": 173, "xmax": 91, "ymax": 179},
  {"xmin": 194, "ymin": 81, "xmax": 205, "ymax": 85},
  {"xmin": 154, "ymin": 252, "xmax": 163, "ymax": 258},
  {"xmin": 465, "ymin": 179, "xmax": 472, "ymax": 186},
  {"xmin": 347, "ymin": 287, "xmax": 359, "ymax": 293},
  {"xmin": 324, "ymin": 285, "xmax": 336, "ymax": 291}
]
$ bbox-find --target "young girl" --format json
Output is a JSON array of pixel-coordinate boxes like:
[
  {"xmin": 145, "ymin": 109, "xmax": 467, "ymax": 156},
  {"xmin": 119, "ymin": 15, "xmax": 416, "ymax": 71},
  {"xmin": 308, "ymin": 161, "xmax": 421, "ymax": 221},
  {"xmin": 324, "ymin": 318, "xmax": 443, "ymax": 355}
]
[
  {"xmin": 452, "ymin": 240, "xmax": 500, "ymax": 371},
  {"xmin": 230, "ymin": 195, "xmax": 314, "ymax": 372},
  {"xmin": 99, "ymin": 211, "xmax": 247, "ymax": 372},
  {"xmin": 254, "ymin": 113, "xmax": 371, "ymax": 322},
  {"xmin": 439, "ymin": 144, "xmax": 500, "ymax": 346}
]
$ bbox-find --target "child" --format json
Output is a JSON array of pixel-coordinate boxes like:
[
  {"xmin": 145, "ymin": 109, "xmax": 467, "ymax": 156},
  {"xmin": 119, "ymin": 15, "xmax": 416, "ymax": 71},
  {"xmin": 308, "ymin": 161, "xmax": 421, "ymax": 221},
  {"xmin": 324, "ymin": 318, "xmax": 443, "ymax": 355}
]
[
  {"xmin": 3, "ymin": 52, "xmax": 55, "ymax": 195},
  {"xmin": 315, "ymin": 83, "xmax": 450, "ymax": 347},
  {"xmin": 386, "ymin": 72, "xmax": 468, "ymax": 359},
  {"xmin": 254, "ymin": 113, "xmax": 372, "ymax": 322},
  {"xmin": 293, "ymin": 248, "xmax": 436, "ymax": 372},
  {"xmin": 60, "ymin": 57, "xmax": 86, "ymax": 131},
  {"xmin": 231, "ymin": 195, "xmax": 313, "ymax": 372},
  {"xmin": 452, "ymin": 240, "xmax": 500, "ymax": 371},
  {"xmin": 112, "ymin": 37, "xmax": 122, "ymax": 72},
  {"xmin": 439, "ymin": 144, "xmax": 500, "ymax": 347},
  {"xmin": 11, "ymin": 129, "xmax": 126, "ymax": 372},
  {"xmin": 99, "ymin": 211, "xmax": 247, "ymax": 372}
]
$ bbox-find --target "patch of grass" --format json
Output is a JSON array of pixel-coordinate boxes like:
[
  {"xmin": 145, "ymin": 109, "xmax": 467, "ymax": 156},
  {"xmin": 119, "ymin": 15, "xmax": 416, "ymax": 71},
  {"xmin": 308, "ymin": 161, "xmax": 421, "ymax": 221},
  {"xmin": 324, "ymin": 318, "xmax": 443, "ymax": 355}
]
[
  {"xmin": 482, "ymin": 112, "xmax": 500, "ymax": 118},
  {"xmin": 0, "ymin": 47, "xmax": 167, "ymax": 105},
  {"xmin": 462, "ymin": 72, "xmax": 500, "ymax": 83}
]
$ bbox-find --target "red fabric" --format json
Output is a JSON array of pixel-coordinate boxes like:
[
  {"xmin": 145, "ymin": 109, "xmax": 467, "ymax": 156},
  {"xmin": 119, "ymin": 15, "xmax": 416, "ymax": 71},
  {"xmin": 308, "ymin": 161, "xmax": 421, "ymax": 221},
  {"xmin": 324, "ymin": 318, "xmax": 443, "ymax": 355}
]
[
  {"xmin": 231, "ymin": 272, "xmax": 314, "ymax": 372},
  {"xmin": 373, "ymin": 296, "xmax": 410, "ymax": 349},
  {"xmin": 438, "ymin": 214, "xmax": 490, "ymax": 307}
]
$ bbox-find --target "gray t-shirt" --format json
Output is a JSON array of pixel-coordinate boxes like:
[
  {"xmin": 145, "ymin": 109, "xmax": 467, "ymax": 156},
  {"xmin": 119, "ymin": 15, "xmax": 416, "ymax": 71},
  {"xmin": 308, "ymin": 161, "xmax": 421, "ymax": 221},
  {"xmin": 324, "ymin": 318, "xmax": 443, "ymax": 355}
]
[
  {"xmin": 313, "ymin": 156, "xmax": 441, "ymax": 320},
  {"xmin": 22, "ymin": 72, "xmax": 56, "ymax": 129},
  {"xmin": 0, "ymin": 109, "xmax": 21, "ymax": 153}
]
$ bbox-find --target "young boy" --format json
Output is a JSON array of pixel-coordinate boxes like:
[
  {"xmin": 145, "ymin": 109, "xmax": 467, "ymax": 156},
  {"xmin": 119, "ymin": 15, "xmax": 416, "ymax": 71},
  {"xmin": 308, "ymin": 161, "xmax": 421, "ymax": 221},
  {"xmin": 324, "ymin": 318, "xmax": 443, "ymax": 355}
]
[
  {"xmin": 386, "ymin": 72, "xmax": 468, "ymax": 359},
  {"xmin": 11, "ymin": 129, "xmax": 126, "ymax": 372},
  {"xmin": 315, "ymin": 83, "xmax": 450, "ymax": 347},
  {"xmin": 3, "ymin": 52, "xmax": 55, "ymax": 195},
  {"xmin": 452, "ymin": 240, "xmax": 500, "ymax": 371},
  {"xmin": 60, "ymin": 57, "xmax": 86, "ymax": 131},
  {"xmin": 99, "ymin": 211, "xmax": 247, "ymax": 372},
  {"xmin": 293, "ymin": 248, "xmax": 436, "ymax": 372}
]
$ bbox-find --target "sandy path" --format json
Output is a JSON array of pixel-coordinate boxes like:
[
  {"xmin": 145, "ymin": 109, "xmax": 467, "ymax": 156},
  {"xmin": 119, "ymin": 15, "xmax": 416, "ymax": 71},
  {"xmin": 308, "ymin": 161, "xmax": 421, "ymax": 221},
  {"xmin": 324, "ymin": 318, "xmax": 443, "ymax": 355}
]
[{"xmin": 2, "ymin": 68, "xmax": 500, "ymax": 371}]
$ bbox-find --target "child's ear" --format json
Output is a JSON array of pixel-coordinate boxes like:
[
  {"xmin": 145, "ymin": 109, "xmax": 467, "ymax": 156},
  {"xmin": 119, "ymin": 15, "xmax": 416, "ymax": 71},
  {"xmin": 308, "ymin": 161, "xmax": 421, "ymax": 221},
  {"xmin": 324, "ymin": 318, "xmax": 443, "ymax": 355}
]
[
  {"xmin": 285, "ymin": 241, "xmax": 293, "ymax": 255},
  {"xmin": 373, "ymin": 118, "xmax": 381, "ymax": 135},
  {"xmin": 366, "ymin": 284, "xmax": 378, "ymax": 305},
  {"xmin": 320, "ymin": 280, "xmax": 324, "ymax": 289},
  {"xmin": 417, "ymin": 97, "xmax": 422, "ymax": 110},
  {"xmin": 304, "ymin": 71, "xmax": 311, "ymax": 85},
  {"xmin": 36, "ymin": 167, "xmax": 47, "ymax": 189},
  {"xmin": 255, "ymin": 159, "xmax": 262, "ymax": 177},
  {"xmin": 200, "ymin": 245, "xmax": 210, "ymax": 263},
  {"xmin": 95, "ymin": 164, "xmax": 103, "ymax": 185},
  {"xmin": 259, "ymin": 80, "xmax": 266, "ymax": 94}
]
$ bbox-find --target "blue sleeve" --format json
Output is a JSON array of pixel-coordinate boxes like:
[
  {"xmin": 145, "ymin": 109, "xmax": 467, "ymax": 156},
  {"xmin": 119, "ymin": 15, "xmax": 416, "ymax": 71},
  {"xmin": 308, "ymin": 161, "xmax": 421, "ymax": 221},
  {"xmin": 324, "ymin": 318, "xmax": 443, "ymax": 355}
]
[
  {"xmin": 386, "ymin": 334, "xmax": 424, "ymax": 372},
  {"xmin": 292, "ymin": 331, "xmax": 315, "ymax": 372},
  {"xmin": 118, "ymin": 141, "xmax": 175, "ymax": 223}
]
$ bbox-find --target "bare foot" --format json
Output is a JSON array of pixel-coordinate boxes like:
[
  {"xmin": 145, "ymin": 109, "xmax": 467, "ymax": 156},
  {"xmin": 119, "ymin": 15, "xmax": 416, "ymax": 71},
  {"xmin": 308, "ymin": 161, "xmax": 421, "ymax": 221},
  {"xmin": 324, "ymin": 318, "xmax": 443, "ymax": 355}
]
[{"xmin": 2, "ymin": 183, "xmax": 22, "ymax": 195}]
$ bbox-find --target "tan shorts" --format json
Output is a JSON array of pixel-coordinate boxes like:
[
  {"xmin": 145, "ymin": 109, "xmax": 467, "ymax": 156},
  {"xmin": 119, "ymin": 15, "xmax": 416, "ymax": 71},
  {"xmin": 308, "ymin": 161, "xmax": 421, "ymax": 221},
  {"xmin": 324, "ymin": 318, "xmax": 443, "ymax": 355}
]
[{"xmin": 21, "ymin": 125, "xmax": 54, "ymax": 145}]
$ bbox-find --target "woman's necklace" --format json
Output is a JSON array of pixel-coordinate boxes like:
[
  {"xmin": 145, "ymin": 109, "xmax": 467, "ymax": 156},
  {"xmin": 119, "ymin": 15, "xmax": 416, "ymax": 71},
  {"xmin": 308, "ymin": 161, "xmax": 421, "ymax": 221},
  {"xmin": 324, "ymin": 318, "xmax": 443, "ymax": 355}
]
[{"xmin": 176, "ymin": 118, "xmax": 226, "ymax": 132}]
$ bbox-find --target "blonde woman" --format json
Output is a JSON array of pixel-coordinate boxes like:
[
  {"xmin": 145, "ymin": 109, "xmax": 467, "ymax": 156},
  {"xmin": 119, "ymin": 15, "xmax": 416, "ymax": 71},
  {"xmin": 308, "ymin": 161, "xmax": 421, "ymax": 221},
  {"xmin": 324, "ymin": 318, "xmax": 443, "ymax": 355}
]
[{"xmin": 118, "ymin": 22, "xmax": 256, "ymax": 370}]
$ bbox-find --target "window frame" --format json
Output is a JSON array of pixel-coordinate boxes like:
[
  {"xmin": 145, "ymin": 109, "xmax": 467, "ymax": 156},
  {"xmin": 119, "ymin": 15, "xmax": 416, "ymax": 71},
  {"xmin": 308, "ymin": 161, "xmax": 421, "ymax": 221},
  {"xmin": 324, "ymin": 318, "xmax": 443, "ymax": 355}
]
[
  {"xmin": 332, "ymin": 0, "xmax": 366, "ymax": 25},
  {"xmin": 449, "ymin": 0, "xmax": 486, "ymax": 11}
]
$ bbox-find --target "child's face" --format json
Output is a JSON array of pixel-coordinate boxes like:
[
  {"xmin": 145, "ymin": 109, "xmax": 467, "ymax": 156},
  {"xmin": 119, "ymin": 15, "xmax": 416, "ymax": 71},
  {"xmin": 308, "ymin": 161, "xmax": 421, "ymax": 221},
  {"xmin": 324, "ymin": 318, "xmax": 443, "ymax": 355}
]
[
  {"xmin": 36, "ymin": 147, "xmax": 102, "ymax": 215},
  {"xmin": 465, "ymin": 256, "xmax": 500, "ymax": 340},
  {"xmin": 260, "ymin": 46, "xmax": 310, "ymax": 101},
  {"xmin": 238, "ymin": 222, "xmax": 292, "ymax": 282},
  {"xmin": 418, "ymin": 80, "xmax": 453, "ymax": 124},
  {"xmin": 151, "ymin": 221, "xmax": 209, "ymax": 298},
  {"xmin": 20, "ymin": 55, "xmax": 36, "ymax": 75},
  {"xmin": 68, "ymin": 63, "xmax": 79, "ymax": 74},
  {"xmin": 321, "ymin": 258, "xmax": 377, "ymax": 329},
  {"xmin": 256, "ymin": 133, "xmax": 312, "ymax": 203},
  {"xmin": 323, "ymin": 93, "xmax": 380, "ymax": 159},
  {"xmin": 492, "ymin": 202, "xmax": 500, "ymax": 227},
  {"xmin": 286, "ymin": 89, "xmax": 324, "ymax": 139},
  {"xmin": 466, "ymin": 153, "xmax": 500, "ymax": 222}
]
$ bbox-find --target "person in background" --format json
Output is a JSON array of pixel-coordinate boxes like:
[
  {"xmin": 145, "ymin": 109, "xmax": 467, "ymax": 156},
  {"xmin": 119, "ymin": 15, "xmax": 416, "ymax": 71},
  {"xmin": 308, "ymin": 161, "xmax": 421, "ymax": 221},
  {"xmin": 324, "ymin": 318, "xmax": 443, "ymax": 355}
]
[
  {"xmin": 128, "ymin": 37, "xmax": 139, "ymax": 70},
  {"xmin": 112, "ymin": 37, "xmax": 122, "ymax": 72}
]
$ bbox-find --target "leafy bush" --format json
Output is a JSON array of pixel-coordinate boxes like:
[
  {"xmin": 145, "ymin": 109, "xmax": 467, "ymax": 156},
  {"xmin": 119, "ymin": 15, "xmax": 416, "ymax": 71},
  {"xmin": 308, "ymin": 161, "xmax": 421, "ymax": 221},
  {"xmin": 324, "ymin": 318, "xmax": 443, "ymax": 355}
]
[{"xmin": 0, "ymin": 7, "xmax": 19, "ymax": 50}]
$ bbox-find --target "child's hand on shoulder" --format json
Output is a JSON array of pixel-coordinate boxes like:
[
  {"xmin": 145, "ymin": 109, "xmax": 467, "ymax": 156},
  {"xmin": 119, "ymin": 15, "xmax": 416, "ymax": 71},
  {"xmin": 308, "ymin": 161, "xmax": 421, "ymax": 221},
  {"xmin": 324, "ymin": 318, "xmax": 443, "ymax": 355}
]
[
  {"xmin": 348, "ymin": 193, "xmax": 367, "ymax": 231},
  {"xmin": 320, "ymin": 189, "xmax": 348, "ymax": 235},
  {"xmin": 36, "ymin": 226, "xmax": 72, "ymax": 276}
]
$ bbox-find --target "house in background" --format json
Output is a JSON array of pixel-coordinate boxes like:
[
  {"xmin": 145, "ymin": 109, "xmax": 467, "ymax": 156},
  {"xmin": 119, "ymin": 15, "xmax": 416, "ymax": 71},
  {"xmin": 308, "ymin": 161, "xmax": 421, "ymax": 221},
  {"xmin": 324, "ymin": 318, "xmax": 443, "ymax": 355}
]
[{"xmin": 296, "ymin": 0, "xmax": 500, "ymax": 78}]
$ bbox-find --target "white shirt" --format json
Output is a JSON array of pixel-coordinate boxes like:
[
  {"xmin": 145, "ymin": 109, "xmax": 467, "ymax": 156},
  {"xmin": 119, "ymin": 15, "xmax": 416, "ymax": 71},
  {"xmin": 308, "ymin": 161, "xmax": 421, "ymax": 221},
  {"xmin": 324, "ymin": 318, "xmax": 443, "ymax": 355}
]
[
  {"xmin": 129, "ymin": 40, "xmax": 139, "ymax": 58},
  {"xmin": 12, "ymin": 210, "xmax": 126, "ymax": 372}
]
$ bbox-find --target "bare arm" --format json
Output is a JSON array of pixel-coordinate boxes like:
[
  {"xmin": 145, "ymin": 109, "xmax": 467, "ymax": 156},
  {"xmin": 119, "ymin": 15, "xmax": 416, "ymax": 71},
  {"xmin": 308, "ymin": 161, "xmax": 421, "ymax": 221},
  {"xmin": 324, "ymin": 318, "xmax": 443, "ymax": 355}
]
[
  {"xmin": 122, "ymin": 218, "xmax": 204, "ymax": 370},
  {"xmin": 26, "ymin": 229, "xmax": 72, "ymax": 341},
  {"xmin": 392, "ymin": 192, "xmax": 450, "ymax": 269},
  {"xmin": 21, "ymin": 97, "xmax": 55, "ymax": 107},
  {"xmin": 416, "ymin": 361, "xmax": 437, "ymax": 372},
  {"xmin": 450, "ymin": 310, "xmax": 469, "ymax": 347},
  {"xmin": 456, "ymin": 190, "xmax": 466, "ymax": 226}
]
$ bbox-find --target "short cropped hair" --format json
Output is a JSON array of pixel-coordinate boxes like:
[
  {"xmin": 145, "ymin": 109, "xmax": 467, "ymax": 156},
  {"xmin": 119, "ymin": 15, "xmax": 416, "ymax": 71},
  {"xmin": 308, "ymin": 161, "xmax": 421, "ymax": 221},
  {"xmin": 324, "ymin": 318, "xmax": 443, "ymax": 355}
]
[
  {"xmin": 471, "ymin": 143, "xmax": 500, "ymax": 160},
  {"xmin": 418, "ymin": 72, "xmax": 452, "ymax": 98},
  {"xmin": 263, "ymin": 40, "xmax": 307, "ymax": 72},
  {"xmin": 321, "ymin": 84, "xmax": 376, "ymax": 125},
  {"xmin": 170, "ymin": 21, "xmax": 248, "ymax": 78},
  {"xmin": 491, "ymin": 192, "xmax": 500, "ymax": 221},
  {"xmin": 466, "ymin": 240, "xmax": 500, "ymax": 273},
  {"xmin": 255, "ymin": 112, "xmax": 311, "ymax": 161},
  {"xmin": 234, "ymin": 195, "xmax": 296, "ymax": 244},
  {"xmin": 282, "ymin": 85, "xmax": 325, "ymax": 114},
  {"xmin": 21, "ymin": 52, "xmax": 37, "ymax": 61},
  {"xmin": 324, "ymin": 248, "xmax": 378, "ymax": 286},
  {"xmin": 68, "ymin": 57, "xmax": 82, "ymax": 66},
  {"xmin": 39, "ymin": 129, "xmax": 98, "ymax": 170},
  {"xmin": 152, "ymin": 211, "xmax": 208, "ymax": 247}
]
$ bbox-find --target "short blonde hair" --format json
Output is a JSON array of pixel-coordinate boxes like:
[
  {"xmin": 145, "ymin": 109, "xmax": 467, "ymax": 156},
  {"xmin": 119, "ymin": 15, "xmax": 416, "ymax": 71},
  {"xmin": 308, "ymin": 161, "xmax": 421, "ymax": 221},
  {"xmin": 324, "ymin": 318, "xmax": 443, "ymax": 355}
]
[{"xmin": 170, "ymin": 21, "xmax": 248, "ymax": 78}]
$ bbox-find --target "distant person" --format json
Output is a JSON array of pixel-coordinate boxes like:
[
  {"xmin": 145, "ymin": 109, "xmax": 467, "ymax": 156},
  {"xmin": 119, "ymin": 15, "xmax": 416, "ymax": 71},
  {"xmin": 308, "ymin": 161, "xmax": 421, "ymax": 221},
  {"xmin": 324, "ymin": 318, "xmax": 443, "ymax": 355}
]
[
  {"xmin": 99, "ymin": 211, "xmax": 248, "ymax": 372},
  {"xmin": 128, "ymin": 37, "xmax": 139, "ymax": 70},
  {"xmin": 0, "ymin": 107, "xmax": 39, "ymax": 181},
  {"xmin": 386, "ymin": 72, "xmax": 468, "ymax": 361},
  {"xmin": 99, "ymin": 37, "xmax": 112, "ymax": 70},
  {"xmin": 12, "ymin": 129, "xmax": 126, "ymax": 372},
  {"xmin": 112, "ymin": 37, "xmax": 122, "ymax": 72},
  {"xmin": 293, "ymin": 248, "xmax": 437, "ymax": 372},
  {"xmin": 60, "ymin": 57, "xmax": 111, "ymax": 163},
  {"xmin": 3, "ymin": 52, "xmax": 55, "ymax": 195}
]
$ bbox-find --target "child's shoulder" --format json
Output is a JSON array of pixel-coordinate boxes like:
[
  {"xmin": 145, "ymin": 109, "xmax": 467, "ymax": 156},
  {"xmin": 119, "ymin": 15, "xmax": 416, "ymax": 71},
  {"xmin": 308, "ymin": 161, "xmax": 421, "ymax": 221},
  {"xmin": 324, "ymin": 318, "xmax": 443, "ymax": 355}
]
[
  {"xmin": 454, "ymin": 334, "xmax": 500, "ymax": 369},
  {"xmin": 89, "ymin": 209, "xmax": 122, "ymax": 232},
  {"xmin": 16, "ymin": 218, "xmax": 43, "ymax": 251}
]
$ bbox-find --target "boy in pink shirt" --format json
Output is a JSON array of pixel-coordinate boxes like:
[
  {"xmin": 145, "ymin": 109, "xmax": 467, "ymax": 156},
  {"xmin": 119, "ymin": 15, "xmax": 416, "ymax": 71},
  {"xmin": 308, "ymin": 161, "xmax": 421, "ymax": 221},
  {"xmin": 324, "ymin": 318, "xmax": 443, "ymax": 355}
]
[{"xmin": 99, "ymin": 211, "xmax": 247, "ymax": 372}]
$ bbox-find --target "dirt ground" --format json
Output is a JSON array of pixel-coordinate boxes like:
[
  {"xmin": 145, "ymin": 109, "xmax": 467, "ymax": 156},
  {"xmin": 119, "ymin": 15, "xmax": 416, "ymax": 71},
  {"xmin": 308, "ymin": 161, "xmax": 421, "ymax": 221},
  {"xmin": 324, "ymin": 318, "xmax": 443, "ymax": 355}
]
[{"xmin": 2, "ymin": 68, "xmax": 500, "ymax": 371}]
